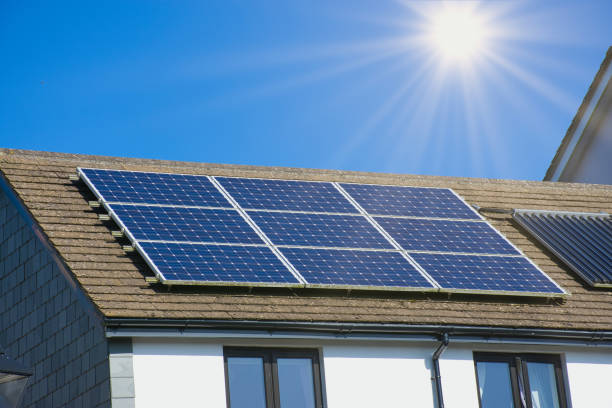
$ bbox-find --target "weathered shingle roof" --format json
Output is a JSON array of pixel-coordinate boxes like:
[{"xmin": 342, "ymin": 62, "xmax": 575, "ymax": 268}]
[{"xmin": 2, "ymin": 148, "xmax": 611, "ymax": 331}]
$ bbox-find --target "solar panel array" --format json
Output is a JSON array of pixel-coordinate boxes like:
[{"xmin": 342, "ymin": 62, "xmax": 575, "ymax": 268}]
[{"xmin": 79, "ymin": 168, "xmax": 566, "ymax": 296}]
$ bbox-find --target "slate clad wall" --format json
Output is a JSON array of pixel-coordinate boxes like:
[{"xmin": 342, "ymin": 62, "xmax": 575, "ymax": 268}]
[{"xmin": 0, "ymin": 188, "xmax": 110, "ymax": 407}]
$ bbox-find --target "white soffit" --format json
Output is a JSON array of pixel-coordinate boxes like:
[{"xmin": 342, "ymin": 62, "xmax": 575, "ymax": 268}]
[{"xmin": 550, "ymin": 58, "xmax": 612, "ymax": 181}]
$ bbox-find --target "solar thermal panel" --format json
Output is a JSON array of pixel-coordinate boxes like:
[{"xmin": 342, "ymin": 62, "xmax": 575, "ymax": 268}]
[
  {"xmin": 513, "ymin": 210, "xmax": 612, "ymax": 287},
  {"xmin": 340, "ymin": 183, "xmax": 480, "ymax": 219},
  {"xmin": 280, "ymin": 247, "xmax": 434, "ymax": 288},
  {"xmin": 80, "ymin": 168, "xmax": 231, "ymax": 208},
  {"xmin": 409, "ymin": 253, "xmax": 564, "ymax": 294},
  {"xmin": 375, "ymin": 217, "xmax": 519, "ymax": 255},
  {"xmin": 139, "ymin": 242, "xmax": 300, "ymax": 284},
  {"xmin": 108, "ymin": 204, "xmax": 263, "ymax": 244},
  {"xmin": 247, "ymin": 211, "xmax": 393, "ymax": 249},
  {"xmin": 216, "ymin": 177, "xmax": 358, "ymax": 213}
]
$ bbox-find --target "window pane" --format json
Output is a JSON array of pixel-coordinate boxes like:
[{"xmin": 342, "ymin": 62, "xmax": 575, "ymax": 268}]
[
  {"xmin": 227, "ymin": 357, "xmax": 267, "ymax": 408},
  {"xmin": 527, "ymin": 362, "xmax": 560, "ymax": 408},
  {"xmin": 277, "ymin": 358, "xmax": 316, "ymax": 408},
  {"xmin": 476, "ymin": 361, "xmax": 515, "ymax": 408}
]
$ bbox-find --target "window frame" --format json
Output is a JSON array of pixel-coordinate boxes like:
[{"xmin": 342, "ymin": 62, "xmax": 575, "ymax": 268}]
[
  {"xmin": 473, "ymin": 352, "xmax": 568, "ymax": 408},
  {"xmin": 224, "ymin": 347, "xmax": 324, "ymax": 408}
]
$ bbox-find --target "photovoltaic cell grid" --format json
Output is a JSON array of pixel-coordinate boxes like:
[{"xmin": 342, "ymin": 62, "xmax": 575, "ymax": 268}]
[
  {"xmin": 78, "ymin": 168, "xmax": 566, "ymax": 295},
  {"xmin": 80, "ymin": 168, "xmax": 231, "ymax": 208},
  {"xmin": 340, "ymin": 183, "xmax": 481, "ymax": 219},
  {"xmin": 247, "ymin": 211, "xmax": 393, "ymax": 249},
  {"xmin": 280, "ymin": 248, "xmax": 433, "ymax": 288},
  {"xmin": 216, "ymin": 177, "xmax": 358, "ymax": 214},
  {"xmin": 139, "ymin": 242, "xmax": 300, "ymax": 284},
  {"xmin": 410, "ymin": 253, "xmax": 564, "ymax": 293},
  {"xmin": 374, "ymin": 217, "xmax": 519, "ymax": 255},
  {"xmin": 108, "ymin": 204, "xmax": 264, "ymax": 245}
]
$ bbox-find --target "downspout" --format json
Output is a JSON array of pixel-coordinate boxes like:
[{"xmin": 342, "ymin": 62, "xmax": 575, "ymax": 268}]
[{"xmin": 432, "ymin": 333, "xmax": 450, "ymax": 408}]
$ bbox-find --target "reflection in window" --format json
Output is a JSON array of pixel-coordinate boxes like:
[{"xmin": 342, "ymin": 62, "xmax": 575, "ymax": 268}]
[
  {"xmin": 476, "ymin": 361, "xmax": 515, "ymax": 408},
  {"xmin": 227, "ymin": 357, "xmax": 267, "ymax": 408},
  {"xmin": 224, "ymin": 348, "xmax": 323, "ymax": 408},
  {"xmin": 277, "ymin": 358, "xmax": 316, "ymax": 408},
  {"xmin": 527, "ymin": 362, "xmax": 560, "ymax": 408},
  {"xmin": 474, "ymin": 353, "xmax": 566, "ymax": 408}
]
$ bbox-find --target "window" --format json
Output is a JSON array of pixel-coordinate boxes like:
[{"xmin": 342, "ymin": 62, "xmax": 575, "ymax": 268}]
[
  {"xmin": 474, "ymin": 353, "xmax": 568, "ymax": 408},
  {"xmin": 224, "ymin": 348, "xmax": 324, "ymax": 408}
]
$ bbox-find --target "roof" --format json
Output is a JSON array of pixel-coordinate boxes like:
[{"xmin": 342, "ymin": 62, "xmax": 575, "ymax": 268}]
[
  {"xmin": 544, "ymin": 46, "xmax": 612, "ymax": 181},
  {"xmin": 2, "ymin": 148, "xmax": 612, "ymax": 332}
]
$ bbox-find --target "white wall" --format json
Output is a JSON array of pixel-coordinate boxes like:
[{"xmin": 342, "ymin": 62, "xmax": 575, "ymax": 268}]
[
  {"xmin": 563, "ymin": 107, "xmax": 612, "ymax": 184},
  {"xmin": 132, "ymin": 339, "xmax": 226, "ymax": 408},
  {"xmin": 438, "ymin": 348, "xmax": 480, "ymax": 408},
  {"xmin": 566, "ymin": 350, "xmax": 612, "ymax": 407},
  {"xmin": 322, "ymin": 345, "xmax": 436, "ymax": 408},
  {"xmin": 127, "ymin": 337, "xmax": 612, "ymax": 408}
]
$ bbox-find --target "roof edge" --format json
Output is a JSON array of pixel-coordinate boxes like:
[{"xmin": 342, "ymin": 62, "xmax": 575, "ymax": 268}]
[
  {"xmin": 545, "ymin": 46, "xmax": 612, "ymax": 181},
  {"xmin": 0, "ymin": 349, "xmax": 32, "ymax": 376},
  {"xmin": 2, "ymin": 147, "xmax": 502, "ymax": 183},
  {"xmin": 0, "ymin": 171, "xmax": 106, "ymax": 326},
  {"xmin": 103, "ymin": 318, "xmax": 612, "ymax": 346}
]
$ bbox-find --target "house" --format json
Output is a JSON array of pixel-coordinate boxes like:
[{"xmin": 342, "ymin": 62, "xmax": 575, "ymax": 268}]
[
  {"xmin": 545, "ymin": 46, "xmax": 612, "ymax": 184},
  {"xmin": 0, "ymin": 148, "xmax": 610, "ymax": 408}
]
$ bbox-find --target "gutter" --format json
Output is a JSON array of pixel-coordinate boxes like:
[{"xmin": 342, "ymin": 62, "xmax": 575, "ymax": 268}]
[
  {"xmin": 103, "ymin": 319, "xmax": 612, "ymax": 346},
  {"xmin": 432, "ymin": 333, "xmax": 450, "ymax": 408},
  {"xmin": 0, "ymin": 348, "xmax": 32, "ymax": 377}
]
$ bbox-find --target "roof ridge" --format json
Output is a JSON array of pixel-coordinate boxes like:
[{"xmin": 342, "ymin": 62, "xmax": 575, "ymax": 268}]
[{"xmin": 1, "ymin": 147, "xmax": 611, "ymax": 191}]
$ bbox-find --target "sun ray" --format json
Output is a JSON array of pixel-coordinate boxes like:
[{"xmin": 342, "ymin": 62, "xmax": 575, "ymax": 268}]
[
  {"xmin": 331, "ymin": 55, "xmax": 438, "ymax": 167},
  {"xmin": 169, "ymin": 1, "xmax": 593, "ymax": 178},
  {"xmin": 483, "ymin": 49, "xmax": 577, "ymax": 113},
  {"xmin": 384, "ymin": 60, "xmax": 453, "ymax": 173},
  {"xmin": 198, "ymin": 41, "xmax": 412, "ymax": 110}
]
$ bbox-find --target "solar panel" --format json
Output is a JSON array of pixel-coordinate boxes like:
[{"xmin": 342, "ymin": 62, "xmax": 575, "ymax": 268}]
[
  {"xmin": 247, "ymin": 211, "xmax": 393, "ymax": 249},
  {"xmin": 108, "ymin": 204, "xmax": 263, "ymax": 244},
  {"xmin": 216, "ymin": 177, "xmax": 358, "ymax": 213},
  {"xmin": 375, "ymin": 217, "xmax": 519, "ymax": 255},
  {"xmin": 280, "ymin": 247, "xmax": 434, "ymax": 288},
  {"xmin": 409, "ymin": 253, "xmax": 564, "ymax": 294},
  {"xmin": 513, "ymin": 210, "xmax": 612, "ymax": 287},
  {"xmin": 80, "ymin": 168, "xmax": 231, "ymax": 207},
  {"xmin": 139, "ymin": 242, "xmax": 300, "ymax": 284},
  {"xmin": 78, "ymin": 167, "xmax": 566, "ymax": 296},
  {"xmin": 340, "ymin": 183, "xmax": 481, "ymax": 219}
]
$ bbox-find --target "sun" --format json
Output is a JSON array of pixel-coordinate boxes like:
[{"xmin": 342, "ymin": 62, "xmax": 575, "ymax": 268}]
[{"xmin": 427, "ymin": 4, "xmax": 489, "ymax": 63}]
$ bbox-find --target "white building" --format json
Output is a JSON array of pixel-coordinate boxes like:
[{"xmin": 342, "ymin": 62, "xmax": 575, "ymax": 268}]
[
  {"xmin": 545, "ymin": 46, "xmax": 612, "ymax": 184},
  {"xmin": 1, "ymin": 149, "xmax": 610, "ymax": 407}
]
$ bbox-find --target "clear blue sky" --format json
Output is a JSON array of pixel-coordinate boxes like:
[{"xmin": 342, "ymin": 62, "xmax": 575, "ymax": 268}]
[{"xmin": 2, "ymin": 1, "xmax": 611, "ymax": 180}]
